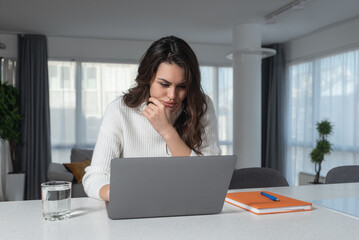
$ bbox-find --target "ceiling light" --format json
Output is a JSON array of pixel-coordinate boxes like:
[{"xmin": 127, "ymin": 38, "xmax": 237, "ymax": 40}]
[
  {"xmin": 226, "ymin": 48, "xmax": 276, "ymax": 60},
  {"xmin": 0, "ymin": 41, "xmax": 6, "ymax": 49},
  {"xmin": 265, "ymin": 0, "xmax": 308, "ymax": 24}
]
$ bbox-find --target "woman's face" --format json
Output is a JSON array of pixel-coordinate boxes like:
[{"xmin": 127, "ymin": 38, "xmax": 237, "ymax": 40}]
[{"xmin": 149, "ymin": 62, "xmax": 187, "ymax": 112}]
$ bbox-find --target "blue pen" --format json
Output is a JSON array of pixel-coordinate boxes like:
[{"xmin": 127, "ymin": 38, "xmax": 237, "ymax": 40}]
[{"xmin": 260, "ymin": 192, "xmax": 280, "ymax": 201}]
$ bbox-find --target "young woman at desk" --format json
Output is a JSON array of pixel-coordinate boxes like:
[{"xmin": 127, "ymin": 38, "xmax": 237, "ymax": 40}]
[{"xmin": 83, "ymin": 36, "xmax": 221, "ymax": 201}]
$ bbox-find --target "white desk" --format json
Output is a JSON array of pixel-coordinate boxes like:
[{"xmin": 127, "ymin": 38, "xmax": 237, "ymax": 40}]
[{"xmin": 1, "ymin": 183, "xmax": 359, "ymax": 240}]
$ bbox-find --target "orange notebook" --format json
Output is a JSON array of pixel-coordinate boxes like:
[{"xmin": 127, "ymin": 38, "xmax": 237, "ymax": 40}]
[{"xmin": 225, "ymin": 191, "xmax": 312, "ymax": 215}]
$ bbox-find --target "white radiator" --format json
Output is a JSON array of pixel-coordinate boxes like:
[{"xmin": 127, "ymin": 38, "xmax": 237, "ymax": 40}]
[{"xmin": 298, "ymin": 172, "xmax": 326, "ymax": 185}]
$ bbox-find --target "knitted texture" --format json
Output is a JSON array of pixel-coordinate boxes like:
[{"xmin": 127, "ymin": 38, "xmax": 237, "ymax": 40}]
[{"xmin": 82, "ymin": 95, "xmax": 221, "ymax": 199}]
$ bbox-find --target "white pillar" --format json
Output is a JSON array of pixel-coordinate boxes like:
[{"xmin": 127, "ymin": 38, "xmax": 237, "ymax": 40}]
[{"xmin": 232, "ymin": 24, "xmax": 262, "ymax": 169}]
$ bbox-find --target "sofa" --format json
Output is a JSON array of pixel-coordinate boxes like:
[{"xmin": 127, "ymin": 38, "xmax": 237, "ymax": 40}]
[{"xmin": 47, "ymin": 148, "xmax": 93, "ymax": 198}]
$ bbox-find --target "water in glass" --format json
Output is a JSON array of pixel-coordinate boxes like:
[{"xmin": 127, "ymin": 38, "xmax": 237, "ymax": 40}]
[{"xmin": 41, "ymin": 181, "xmax": 71, "ymax": 221}]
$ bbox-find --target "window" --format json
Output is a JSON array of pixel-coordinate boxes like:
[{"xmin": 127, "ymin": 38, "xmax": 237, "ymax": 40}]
[
  {"xmin": 286, "ymin": 49, "xmax": 359, "ymax": 185},
  {"xmin": 80, "ymin": 62, "xmax": 138, "ymax": 145},
  {"xmin": 217, "ymin": 67, "xmax": 233, "ymax": 155},
  {"xmin": 48, "ymin": 61, "xmax": 77, "ymax": 162},
  {"xmin": 201, "ymin": 66, "xmax": 233, "ymax": 155},
  {"xmin": 49, "ymin": 61, "xmax": 233, "ymax": 163}
]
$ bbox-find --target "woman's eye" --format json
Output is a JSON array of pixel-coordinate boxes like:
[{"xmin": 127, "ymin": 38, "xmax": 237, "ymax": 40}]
[
  {"xmin": 178, "ymin": 85, "xmax": 186, "ymax": 89},
  {"xmin": 160, "ymin": 83, "xmax": 169, "ymax": 87}
]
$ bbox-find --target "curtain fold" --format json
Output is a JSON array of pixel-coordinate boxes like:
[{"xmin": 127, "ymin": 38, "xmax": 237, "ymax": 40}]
[
  {"xmin": 261, "ymin": 44, "xmax": 286, "ymax": 172},
  {"xmin": 17, "ymin": 34, "xmax": 51, "ymax": 200}
]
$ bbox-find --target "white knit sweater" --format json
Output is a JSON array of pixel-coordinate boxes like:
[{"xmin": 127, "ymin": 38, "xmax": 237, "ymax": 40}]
[{"xmin": 82, "ymin": 95, "xmax": 221, "ymax": 199}]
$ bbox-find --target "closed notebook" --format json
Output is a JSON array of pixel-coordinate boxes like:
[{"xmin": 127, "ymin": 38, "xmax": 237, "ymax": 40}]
[{"xmin": 225, "ymin": 191, "xmax": 312, "ymax": 215}]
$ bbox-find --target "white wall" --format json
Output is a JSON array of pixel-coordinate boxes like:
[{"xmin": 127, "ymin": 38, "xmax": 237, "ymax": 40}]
[
  {"xmin": 0, "ymin": 34, "xmax": 232, "ymax": 66},
  {"xmin": 285, "ymin": 16, "xmax": 359, "ymax": 62},
  {"xmin": 3, "ymin": 16, "xmax": 359, "ymax": 72},
  {"xmin": 0, "ymin": 34, "xmax": 17, "ymax": 58}
]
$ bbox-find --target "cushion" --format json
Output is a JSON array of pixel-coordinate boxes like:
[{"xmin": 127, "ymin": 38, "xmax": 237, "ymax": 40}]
[
  {"xmin": 47, "ymin": 162, "xmax": 74, "ymax": 182},
  {"xmin": 70, "ymin": 148, "xmax": 93, "ymax": 163},
  {"xmin": 63, "ymin": 159, "xmax": 91, "ymax": 183}
]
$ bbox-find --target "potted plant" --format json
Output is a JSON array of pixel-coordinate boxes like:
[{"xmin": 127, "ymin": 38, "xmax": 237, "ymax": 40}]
[
  {"xmin": 0, "ymin": 79, "xmax": 24, "ymax": 200},
  {"xmin": 310, "ymin": 120, "xmax": 333, "ymax": 184}
]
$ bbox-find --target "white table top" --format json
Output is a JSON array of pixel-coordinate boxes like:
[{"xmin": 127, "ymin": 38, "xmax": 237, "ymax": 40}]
[{"xmin": 1, "ymin": 183, "xmax": 359, "ymax": 240}]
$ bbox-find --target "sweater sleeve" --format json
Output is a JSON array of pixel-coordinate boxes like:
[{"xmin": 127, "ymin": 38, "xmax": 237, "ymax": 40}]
[
  {"xmin": 82, "ymin": 99, "xmax": 123, "ymax": 200},
  {"xmin": 191, "ymin": 96, "xmax": 221, "ymax": 156}
]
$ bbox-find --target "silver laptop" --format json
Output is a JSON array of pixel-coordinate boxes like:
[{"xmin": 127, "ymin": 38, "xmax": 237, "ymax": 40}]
[{"xmin": 107, "ymin": 155, "xmax": 237, "ymax": 219}]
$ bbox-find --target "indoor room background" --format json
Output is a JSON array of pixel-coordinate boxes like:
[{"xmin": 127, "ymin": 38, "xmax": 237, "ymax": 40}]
[{"xmin": 1, "ymin": 0, "xmax": 359, "ymax": 200}]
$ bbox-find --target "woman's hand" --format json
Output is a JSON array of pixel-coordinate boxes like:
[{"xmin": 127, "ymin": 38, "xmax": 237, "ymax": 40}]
[
  {"xmin": 141, "ymin": 97, "xmax": 179, "ymax": 138},
  {"xmin": 99, "ymin": 184, "xmax": 110, "ymax": 201},
  {"xmin": 142, "ymin": 97, "xmax": 190, "ymax": 156}
]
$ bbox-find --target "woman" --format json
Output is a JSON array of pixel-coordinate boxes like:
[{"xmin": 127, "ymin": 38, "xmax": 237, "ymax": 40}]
[{"xmin": 83, "ymin": 36, "xmax": 221, "ymax": 201}]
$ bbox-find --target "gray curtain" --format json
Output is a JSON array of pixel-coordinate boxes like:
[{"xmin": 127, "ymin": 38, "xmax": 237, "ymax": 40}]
[
  {"xmin": 261, "ymin": 44, "xmax": 286, "ymax": 172},
  {"xmin": 17, "ymin": 34, "xmax": 51, "ymax": 200}
]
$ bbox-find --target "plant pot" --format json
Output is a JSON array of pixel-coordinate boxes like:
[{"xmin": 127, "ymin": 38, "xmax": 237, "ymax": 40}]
[{"xmin": 6, "ymin": 172, "xmax": 25, "ymax": 201}]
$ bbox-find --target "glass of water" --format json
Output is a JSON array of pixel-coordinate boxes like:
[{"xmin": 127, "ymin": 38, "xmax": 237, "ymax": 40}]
[{"xmin": 41, "ymin": 181, "xmax": 71, "ymax": 221}]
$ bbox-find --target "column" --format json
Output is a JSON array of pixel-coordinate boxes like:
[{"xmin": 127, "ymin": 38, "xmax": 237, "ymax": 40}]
[{"xmin": 232, "ymin": 24, "xmax": 263, "ymax": 169}]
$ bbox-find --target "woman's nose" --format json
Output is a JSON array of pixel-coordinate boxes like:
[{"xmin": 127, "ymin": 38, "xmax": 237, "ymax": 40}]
[{"xmin": 168, "ymin": 87, "xmax": 176, "ymax": 100}]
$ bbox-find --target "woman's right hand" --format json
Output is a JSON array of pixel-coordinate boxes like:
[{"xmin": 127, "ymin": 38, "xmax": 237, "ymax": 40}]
[
  {"xmin": 141, "ymin": 97, "xmax": 177, "ymax": 139},
  {"xmin": 99, "ymin": 184, "xmax": 110, "ymax": 201}
]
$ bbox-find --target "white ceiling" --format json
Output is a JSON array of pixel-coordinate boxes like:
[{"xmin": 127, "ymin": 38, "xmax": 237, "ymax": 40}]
[{"xmin": 0, "ymin": 0, "xmax": 359, "ymax": 45}]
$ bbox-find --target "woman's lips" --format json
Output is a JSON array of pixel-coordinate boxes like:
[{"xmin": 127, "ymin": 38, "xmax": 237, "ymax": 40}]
[{"xmin": 162, "ymin": 101, "xmax": 176, "ymax": 109}]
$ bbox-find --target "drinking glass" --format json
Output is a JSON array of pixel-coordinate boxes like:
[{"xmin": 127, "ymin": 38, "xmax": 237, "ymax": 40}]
[{"xmin": 41, "ymin": 181, "xmax": 71, "ymax": 221}]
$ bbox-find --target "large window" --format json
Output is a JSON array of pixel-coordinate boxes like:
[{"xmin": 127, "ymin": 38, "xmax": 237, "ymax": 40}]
[
  {"xmin": 49, "ymin": 61, "xmax": 233, "ymax": 163},
  {"xmin": 286, "ymin": 49, "xmax": 359, "ymax": 185},
  {"xmin": 201, "ymin": 66, "xmax": 233, "ymax": 155}
]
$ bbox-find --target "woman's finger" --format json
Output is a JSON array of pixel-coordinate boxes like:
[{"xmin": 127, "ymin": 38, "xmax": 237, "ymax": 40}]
[
  {"xmin": 143, "ymin": 106, "xmax": 155, "ymax": 115},
  {"xmin": 147, "ymin": 103, "xmax": 158, "ymax": 112},
  {"xmin": 148, "ymin": 97, "xmax": 163, "ymax": 107}
]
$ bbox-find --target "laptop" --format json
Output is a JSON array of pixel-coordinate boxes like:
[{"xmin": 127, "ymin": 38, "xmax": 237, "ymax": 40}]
[{"xmin": 106, "ymin": 155, "xmax": 237, "ymax": 219}]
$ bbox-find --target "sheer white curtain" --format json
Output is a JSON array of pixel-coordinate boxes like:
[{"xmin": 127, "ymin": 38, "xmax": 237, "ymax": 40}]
[
  {"xmin": 48, "ymin": 61, "xmax": 77, "ymax": 163},
  {"xmin": 49, "ymin": 61, "xmax": 137, "ymax": 163},
  {"xmin": 285, "ymin": 49, "xmax": 359, "ymax": 185},
  {"xmin": 80, "ymin": 62, "xmax": 137, "ymax": 146},
  {"xmin": 201, "ymin": 66, "xmax": 233, "ymax": 155},
  {"xmin": 217, "ymin": 67, "xmax": 233, "ymax": 155},
  {"xmin": 0, "ymin": 58, "xmax": 17, "ymax": 200}
]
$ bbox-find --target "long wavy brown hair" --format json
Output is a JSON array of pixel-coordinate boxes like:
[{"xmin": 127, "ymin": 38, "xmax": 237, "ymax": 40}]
[{"xmin": 123, "ymin": 36, "xmax": 207, "ymax": 155}]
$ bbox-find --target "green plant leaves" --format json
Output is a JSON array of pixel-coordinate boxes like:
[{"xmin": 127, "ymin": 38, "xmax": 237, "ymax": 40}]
[
  {"xmin": 310, "ymin": 119, "xmax": 333, "ymax": 165},
  {"xmin": 310, "ymin": 148, "xmax": 323, "ymax": 163},
  {"xmin": 316, "ymin": 120, "xmax": 333, "ymax": 136},
  {"xmin": 0, "ymin": 81, "xmax": 22, "ymax": 143},
  {"xmin": 316, "ymin": 139, "xmax": 332, "ymax": 154}
]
